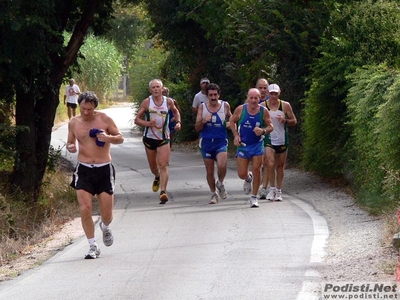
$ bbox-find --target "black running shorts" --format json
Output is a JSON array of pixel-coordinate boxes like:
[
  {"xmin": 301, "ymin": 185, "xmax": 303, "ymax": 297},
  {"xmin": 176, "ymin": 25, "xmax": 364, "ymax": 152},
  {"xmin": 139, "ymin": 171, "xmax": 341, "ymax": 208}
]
[{"xmin": 70, "ymin": 162, "xmax": 115, "ymax": 195}]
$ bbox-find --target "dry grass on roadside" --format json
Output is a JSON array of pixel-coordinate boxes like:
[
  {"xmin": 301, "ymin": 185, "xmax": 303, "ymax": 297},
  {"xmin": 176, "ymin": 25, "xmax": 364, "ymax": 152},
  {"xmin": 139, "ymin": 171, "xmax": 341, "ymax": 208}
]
[
  {"xmin": 379, "ymin": 211, "xmax": 400, "ymax": 275},
  {"xmin": 0, "ymin": 159, "xmax": 79, "ymax": 268},
  {"xmin": 383, "ymin": 211, "xmax": 400, "ymax": 243}
]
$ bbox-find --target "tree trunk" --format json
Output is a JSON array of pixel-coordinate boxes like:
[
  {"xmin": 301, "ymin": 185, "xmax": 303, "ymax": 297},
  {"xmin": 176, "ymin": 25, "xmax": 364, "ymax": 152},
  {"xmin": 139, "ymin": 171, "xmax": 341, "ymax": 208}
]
[
  {"xmin": 9, "ymin": 0, "xmax": 101, "ymax": 202},
  {"xmin": 10, "ymin": 88, "xmax": 40, "ymax": 200},
  {"xmin": 10, "ymin": 81, "xmax": 61, "ymax": 202}
]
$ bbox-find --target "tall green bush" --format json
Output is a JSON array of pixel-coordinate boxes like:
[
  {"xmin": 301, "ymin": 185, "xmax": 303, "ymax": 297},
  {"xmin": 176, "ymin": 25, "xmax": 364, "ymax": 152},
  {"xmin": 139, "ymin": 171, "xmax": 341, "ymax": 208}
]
[
  {"xmin": 65, "ymin": 33, "xmax": 123, "ymax": 103},
  {"xmin": 345, "ymin": 65, "xmax": 397, "ymax": 213},
  {"xmin": 376, "ymin": 75, "xmax": 400, "ymax": 212},
  {"xmin": 302, "ymin": 54, "xmax": 350, "ymax": 177},
  {"xmin": 129, "ymin": 41, "xmax": 167, "ymax": 105},
  {"xmin": 303, "ymin": 1, "xmax": 400, "ymax": 178}
]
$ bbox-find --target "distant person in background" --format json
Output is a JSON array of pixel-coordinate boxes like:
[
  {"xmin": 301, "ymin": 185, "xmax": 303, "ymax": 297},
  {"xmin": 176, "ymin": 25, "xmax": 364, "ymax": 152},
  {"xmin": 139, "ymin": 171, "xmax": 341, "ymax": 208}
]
[
  {"xmin": 192, "ymin": 77, "xmax": 210, "ymax": 114},
  {"xmin": 135, "ymin": 79, "xmax": 181, "ymax": 205},
  {"xmin": 262, "ymin": 84, "xmax": 297, "ymax": 201},
  {"xmin": 255, "ymin": 78, "xmax": 271, "ymax": 199},
  {"xmin": 64, "ymin": 78, "xmax": 81, "ymax": 120},
  {"xmin": 256, "ymin": 78, "xmax": 270, "ymax": 104},
  {"xmin": 229, "ymin": 88, "xmax": 273, "ymax": 208},
  {"xmin": 244, "ymin": 78, "xmax": 269, "ymax": 104},
  {"xmin": 195, "ymin": 83, "xmax": 232, "ymax": 204},
  {"xmin": 67, "ymin": 91, "xmax": 124, "ymax": 259},
  {"xmin": 162, "ymin": 86, "xmax": 181, "ymax": 150}
]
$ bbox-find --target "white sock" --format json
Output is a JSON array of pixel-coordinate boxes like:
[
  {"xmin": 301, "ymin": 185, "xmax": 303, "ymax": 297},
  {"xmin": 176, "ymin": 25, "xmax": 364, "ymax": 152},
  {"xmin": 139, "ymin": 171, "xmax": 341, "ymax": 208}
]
[
  {"xmin": 88, "ymin": 238, "xmax": 97, "ymax": 246},
  {"xmin": 101, "ymin": 222, "xmax": 109, "ymax": 231}
]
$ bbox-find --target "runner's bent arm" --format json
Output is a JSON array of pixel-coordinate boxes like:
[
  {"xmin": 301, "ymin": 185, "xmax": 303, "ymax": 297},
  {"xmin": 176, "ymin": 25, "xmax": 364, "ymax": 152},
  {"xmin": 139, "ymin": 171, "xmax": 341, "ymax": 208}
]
[
  {"xmin": 67, "ymin": 120, "xmax": 77, "ymax": 153},
  {"xmin": 134, "ymin": 98, "xmax": 155, "ymax": 127},
  {"xmin": 96, "ymin": 114, "xmax": 124, "ymax": 145},
  {"xmin": 229, "ymin": 106, "xmax": 243, "ymax": 146},
  {"xmin": 283, "ymin": 101, "xmax": 297, "ymax": 127},
  {"xmin": 225, "ymin": 102, "xmax": 232, "ymax": 130},
  {"xmin": 194, "ymin": 104, "xmax": 206, "ymax": 132},
  {"xmin": 263, "ymin": 109, "xmax": 274, "ymax": 134},
  {"xmin": 169, "ymin": 98, "xmax": 181, "ymax": 132}
]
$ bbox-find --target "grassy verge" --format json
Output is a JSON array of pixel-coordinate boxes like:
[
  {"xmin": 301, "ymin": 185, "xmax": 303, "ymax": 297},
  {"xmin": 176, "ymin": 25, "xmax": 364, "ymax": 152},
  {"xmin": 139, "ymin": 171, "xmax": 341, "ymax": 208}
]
[{"xmin": 0, "ymin": 158, "xmax": 78, "ymax": 266}]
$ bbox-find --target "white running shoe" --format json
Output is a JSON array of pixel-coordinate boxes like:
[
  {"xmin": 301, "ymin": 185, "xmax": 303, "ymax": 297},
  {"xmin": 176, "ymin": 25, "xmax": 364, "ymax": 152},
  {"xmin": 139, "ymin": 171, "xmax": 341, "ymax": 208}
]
[
  {"xmin": 266, "ymin": 187, "xmax": 277, "ymax": 201},
  {"xmin": 209, "ymin": 192, "xmax": 219, "ymax": 204},
  {"xmin": 243, "ymin": 172, "xmax": 253, "ymax": 195},
  {"xmin": 216, "ymin": 181, "xmax": 227, "ymax": 199},
  {"xmin": 85, "ymin": 244, "xmax": 101, "ymax": 259},
  {"xmin": 250, "ymin": 196, "xmax": 259, "ymax": 208},
  {"xmin": 276, "ymin": 189, "xmax": 283, "ymax": 201},
  {"xmin": 259, "ymin": 187, "xmax": 267, "ymax": 199},
  {"xmin": 100, "ymin": 221, "xmax": 114, "ymax": 247}
]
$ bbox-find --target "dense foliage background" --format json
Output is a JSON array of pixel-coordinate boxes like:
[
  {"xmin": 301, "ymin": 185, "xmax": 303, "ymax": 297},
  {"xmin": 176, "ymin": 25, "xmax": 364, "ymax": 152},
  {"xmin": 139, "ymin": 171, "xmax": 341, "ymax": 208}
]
[
  {"xmin": 1, "ymin": 0, "xmax": 400, "ymax": 216},
  {"xmin": 302, "ymin": 1, "xmax": 400, "ymax": 213},
  {"xmin": 129, "ymin": 0, "xmax": 400, "ymax": 214}
]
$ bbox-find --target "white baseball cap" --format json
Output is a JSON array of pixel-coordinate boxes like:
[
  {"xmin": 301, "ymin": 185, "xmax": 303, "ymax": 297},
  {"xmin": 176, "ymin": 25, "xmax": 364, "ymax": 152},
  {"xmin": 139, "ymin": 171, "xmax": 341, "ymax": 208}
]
[
  {"xmin": 268, "ymin": 84, "xmax": 280, "ymax": 93},
  {"xmin": 200, "ymin": 78, "xmax": 210, "ymax": 84}
]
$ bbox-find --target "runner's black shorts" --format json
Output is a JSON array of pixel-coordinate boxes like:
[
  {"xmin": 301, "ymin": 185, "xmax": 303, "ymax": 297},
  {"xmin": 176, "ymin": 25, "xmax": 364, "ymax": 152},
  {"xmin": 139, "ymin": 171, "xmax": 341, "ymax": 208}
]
[
  {"xmin": 70, "ymin": 162, "xmax": 115, "ymax": 195},
  {"xmin": 67, "ymin": 103, "xmax": 77, "ymax": 109}
]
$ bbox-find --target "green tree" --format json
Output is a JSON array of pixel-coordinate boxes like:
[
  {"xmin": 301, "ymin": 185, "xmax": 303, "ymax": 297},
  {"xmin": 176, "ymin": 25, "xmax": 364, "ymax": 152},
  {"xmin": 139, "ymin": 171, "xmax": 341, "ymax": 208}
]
[
  {"xmin": 73, "ymin": 33, "xmax": 123, "ymax": 102},
  {"xmin": 129, "ymin": 41, "xmax": 167, "ymax": 103},
  {"xmin": 0, "ymin": 0, "xmax": 117, "ymax": 201},
  {"xmin": 219, "ymin": 0, "xmax": 332, "ymax": 159},
  {"xmin": 139, "ymin": 0, "xmax": 240, "ymax": 100},
  {"xmin": 302, "ymin": 1, "xmax": 400, "ymax": 177},
  {"xmin": 345, "ymin": 65, "xmax": 397, "ymax": 213},
  {"xmin": 376, "ymin": 76, "xmax": 400, "ymax": 212},
  {"xmin": 108, "ymin": 2, "xmax": 150, "ymax": 59},
  {"xmin": 139, "ymin": 0, "xmax": 331, "ymax": 146}
]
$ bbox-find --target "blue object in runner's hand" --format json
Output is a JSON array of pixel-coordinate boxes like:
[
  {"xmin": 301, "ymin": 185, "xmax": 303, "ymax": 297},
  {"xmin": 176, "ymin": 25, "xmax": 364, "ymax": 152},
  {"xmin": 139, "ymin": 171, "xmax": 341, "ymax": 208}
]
[{"xmin": 89, "ymin": 128, "xmax": 105, "ymax": 147}]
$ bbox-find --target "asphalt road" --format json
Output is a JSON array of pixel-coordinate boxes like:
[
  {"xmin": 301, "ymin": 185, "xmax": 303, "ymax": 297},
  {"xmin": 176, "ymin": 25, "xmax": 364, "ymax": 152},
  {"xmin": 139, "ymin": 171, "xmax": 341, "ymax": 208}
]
[{"xmin": 0, "ymin": 105, "xmax": 327, "ymax": 300}]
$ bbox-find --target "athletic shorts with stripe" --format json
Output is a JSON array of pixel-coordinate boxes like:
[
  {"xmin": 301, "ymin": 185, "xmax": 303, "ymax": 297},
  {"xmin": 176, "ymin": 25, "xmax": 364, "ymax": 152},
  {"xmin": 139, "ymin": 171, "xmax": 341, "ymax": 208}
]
[{"xmin": 70, "ymin": 162, "xmax": 115, "ymax": 196}]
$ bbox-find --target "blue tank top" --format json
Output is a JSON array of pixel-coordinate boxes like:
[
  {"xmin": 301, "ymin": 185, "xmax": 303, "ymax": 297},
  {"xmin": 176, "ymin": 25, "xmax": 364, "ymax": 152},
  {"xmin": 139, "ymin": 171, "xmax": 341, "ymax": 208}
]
[
  {"xmin": 238, "ymin": 104, "xmax": 265, "ymax": 145},
  {"xmin": 200, "ymin": 101, "xmax": 228, "ymax": 139}
]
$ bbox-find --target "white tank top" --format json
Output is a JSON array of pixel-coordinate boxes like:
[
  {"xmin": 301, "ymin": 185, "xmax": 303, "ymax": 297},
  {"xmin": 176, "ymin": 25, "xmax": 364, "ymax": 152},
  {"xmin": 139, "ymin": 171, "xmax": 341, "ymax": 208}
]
[
  {"xmin": 143, "ymin": 96, "xmax": 170, "ymax": 140},
  {"xmin": 267, "ymin": 100, "xmax": 286, "ymax": 146}
]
